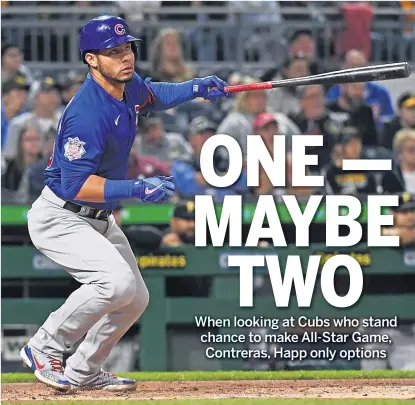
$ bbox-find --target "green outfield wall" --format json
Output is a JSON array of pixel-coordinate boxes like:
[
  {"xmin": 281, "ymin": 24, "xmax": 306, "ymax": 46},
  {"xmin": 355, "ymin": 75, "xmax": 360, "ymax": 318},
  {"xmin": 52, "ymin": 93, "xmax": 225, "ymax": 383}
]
[{"xmin": 2, "ymin": 244, "xmax": 415, "ymax": 370}]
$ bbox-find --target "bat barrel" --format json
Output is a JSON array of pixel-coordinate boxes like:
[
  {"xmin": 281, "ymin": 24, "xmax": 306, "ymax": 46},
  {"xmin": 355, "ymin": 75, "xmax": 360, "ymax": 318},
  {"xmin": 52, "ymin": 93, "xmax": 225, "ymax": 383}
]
[
  {"xmin": 221, "ymin": 62, "xmax": 411, "ymax": 94},
  {"xmin": 270, "ymin": 62, "xmax": 411, "ymax": 88}
]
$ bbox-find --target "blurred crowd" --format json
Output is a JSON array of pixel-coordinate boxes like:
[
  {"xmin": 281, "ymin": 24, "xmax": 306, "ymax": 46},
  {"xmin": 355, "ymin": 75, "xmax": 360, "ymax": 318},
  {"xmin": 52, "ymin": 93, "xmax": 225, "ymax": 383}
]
[
  {"xmin": 2, "ymin": 27, "xmax": 415, "ymax": 205},
  {"xmin": 1, "ymin": 0, "xmax": 415, "ymax": 211},
  {"xmin": 2, "ymin": 2, "xmax": 413, "ymax": 246},
  {"xmin": 2, "ymin": 1, "xmax": 414, "ymax": 64}
]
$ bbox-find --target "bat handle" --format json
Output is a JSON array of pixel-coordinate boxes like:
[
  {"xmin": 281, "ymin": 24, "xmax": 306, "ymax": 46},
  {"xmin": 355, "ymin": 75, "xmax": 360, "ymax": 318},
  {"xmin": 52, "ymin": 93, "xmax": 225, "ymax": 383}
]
[
  {"xmin": 224, "ymin": 82, "xmax": 273, "ymax": 93},
  {"xmin": 208, "ymin": 82, "xmax": 273, "ymax": 94}
]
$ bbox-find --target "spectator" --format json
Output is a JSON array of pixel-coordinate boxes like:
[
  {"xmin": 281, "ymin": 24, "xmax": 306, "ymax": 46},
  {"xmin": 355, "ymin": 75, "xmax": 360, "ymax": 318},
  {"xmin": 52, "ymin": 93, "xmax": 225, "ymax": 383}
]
[
  {"xmin": 289, "ymin": 84, "xmax": 342, "ymax": 169},
  {"xmin": 326, "ymin": 49, "xmax": 395, "ymax": 129},
  {"xmin": 1, "ymin": 75, "xmax": 30, "ymax": 149},
  {"xmin": 26, "ymin": 128, "xmax": 56, "ymax": 202},
  {"xmin": 186, "ymin": 115, "xmax": 218, "ymax": 162},
  {"xmin": 382, "ymin": 193, "xmax": 415, "ymax": 246},
  {"xmin": 336, "ymin": 2, "xmax": 374, "ymax": 60},
  {"xmin": 283, "ymin": 151, "xmax": 316, "ymax": 197},
  {"xmin": 171, "ymin": 116, "xmax": 248, "ymax": 202},
  {"xmin": 249, "ymin": 112, "xmax": 278, "ymax": 195},
  {"xmin": 327, "ymin": 82, "xmax": 378, "ymax": 146},
  {"xmin": 59, "ymin": 71, "xmax": 85, "ymax": 107},
  {"xmin": 158, "ymin": 1, "xmax": 200, "ymax": 22},
  {"xmin": 247, "ymin": 115, "xmax": 316, "ymax": 198},
  {"xmin": 218, "ymin": 71, "xmax": 250, "ymax": 115},
  {"xmin": 287, "ymin": 29, "xmax": 328, "ymax": 75},
  {"xmin": 215, "ymin": 82, "xmax": 266, "ymax": 157},
  {"xmin": 382, "ymin": 129, "xmax": 415, "ymax": 194},
  {"xmin": 267, "ymin": 55, "xmax": 310, "ymax": 116},
  {"xmin": 3, "ymin": 76, "xmax": 62, "ymax": 160},
  {"xmin": 160, "ymin": 198, "xmax": 211, "ymax": 296},
  {"xmin": 221, "ymin": 1, "xmax": 281, "ymax": 63},
  {"xmin": 217, "ymin": 76, "xmax": 301, "ymax": 159},
  {"xmin": 382, "ymin": 93, "xmax": 415, "ymax": 151},
  {"xmin": 161, "ymin": 200, "xmax": 196, "ymax": 246},
  {"xmin": 247, "ymin": 112, "xmax": 314, "ymax": 197},
  {"xmin": 127, "ymin": 137, "xmax": 171, "ymax": 180},
  {"xmin": 269, "ymin": 150, "xmax": 317, "ymax": 198},
  {"xmin": 116, "ymin": 0, "xmax": 161, "ymax": 26},
  {"xmin": 136, "ymin": 112, "xmax": 193, "ymax": 163},
  {"xmin": 261, "ymin": 29, "xmax": 327, "ymax": 81},
  {"xmin": 188, "ymin": 1, "xmax": 236, "ymax": 63},
  {"xmin": 2, "ymin": 123, "xmax": 43, "ymax": 193},
  {"xmin": 322, "ymin": 125, "xmax": 378, "ymax": 195},
  {"xmin": 1, "ymin": 43, "xmax": 33, "ymax": 84},
  {"xmin": 107, "ymin": 203, "xmax": 164, "ymax": 257},
  {"xmin": 172, "ymin": 100, "xmax": 226, "ymax": 139},
  {"xmin": 145, "ymin": 109, "xmax": 184, "ymax": 135},
  {"xmin": 401, "ymin": 0, "xmax": 415, "ymax": 35},
  {"xmin": 146, "ymin": 28, "xmax": 194, "ymax": 82}
]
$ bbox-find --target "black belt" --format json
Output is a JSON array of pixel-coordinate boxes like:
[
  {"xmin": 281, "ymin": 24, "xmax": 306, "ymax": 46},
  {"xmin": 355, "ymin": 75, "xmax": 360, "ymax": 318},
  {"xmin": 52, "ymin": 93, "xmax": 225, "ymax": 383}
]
[{"xmin": 63, "ymin": 201, "xmax": 112, "ymax": 220}]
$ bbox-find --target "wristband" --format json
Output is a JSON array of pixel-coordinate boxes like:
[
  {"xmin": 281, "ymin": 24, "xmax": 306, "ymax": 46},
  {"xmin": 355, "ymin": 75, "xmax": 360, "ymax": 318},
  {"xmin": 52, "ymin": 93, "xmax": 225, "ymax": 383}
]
[{"xmin": 104, "ymin": 179, "xmax": 135, "ymax": 202}]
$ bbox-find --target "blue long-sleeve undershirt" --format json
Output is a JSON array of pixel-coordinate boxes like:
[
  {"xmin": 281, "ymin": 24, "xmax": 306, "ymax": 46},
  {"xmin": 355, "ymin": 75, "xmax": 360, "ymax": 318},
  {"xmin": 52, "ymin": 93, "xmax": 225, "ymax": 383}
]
[{"xmin": 145, "ymin": 79, "xmax": 197, "ymax": 112}]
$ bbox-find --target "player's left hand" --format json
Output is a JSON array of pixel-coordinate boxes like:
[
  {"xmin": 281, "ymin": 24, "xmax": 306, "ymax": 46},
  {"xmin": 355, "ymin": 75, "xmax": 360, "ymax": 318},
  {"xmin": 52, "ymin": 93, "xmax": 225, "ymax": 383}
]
[
  {"xmin": 132, "ymin": 175, "xmax": 175, "ymax": 203},
  {"xmin": 192, "ymin": 76, "xmax": 229, "ymax": 103}
]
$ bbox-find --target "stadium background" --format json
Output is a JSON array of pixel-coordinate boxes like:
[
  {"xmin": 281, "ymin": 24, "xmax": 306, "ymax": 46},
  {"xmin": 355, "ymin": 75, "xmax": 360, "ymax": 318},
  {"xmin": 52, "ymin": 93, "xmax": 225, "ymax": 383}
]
[{"xmin": 1, "ymin": 0, "xmax": 415, "ymax": 373}]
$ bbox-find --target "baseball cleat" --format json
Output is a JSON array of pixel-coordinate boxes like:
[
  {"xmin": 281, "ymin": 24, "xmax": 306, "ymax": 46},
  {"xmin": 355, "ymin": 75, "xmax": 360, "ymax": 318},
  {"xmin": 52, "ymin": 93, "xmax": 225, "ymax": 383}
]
[
  {"xmin": 67, "ymin": 369, "xmax": 137, "ymax": 391},
  {"xmin": 20, "ymin": 344, "xmax": 71, "ymax": 391}
]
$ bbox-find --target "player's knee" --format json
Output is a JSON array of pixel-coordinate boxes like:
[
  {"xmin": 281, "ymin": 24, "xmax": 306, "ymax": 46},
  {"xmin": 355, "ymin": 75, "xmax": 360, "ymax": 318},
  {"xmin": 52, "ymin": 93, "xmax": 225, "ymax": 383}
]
[
  {"xmin": 138, "ymin": 285, "xmax": 150, "ymax": 312},
  {"xmin": 108, "ymin": 271, "xmax": 137, "ymax": 307},
  {"xmin": 129, "ymin": 285, "xmax": 150, "ymax": 319}
]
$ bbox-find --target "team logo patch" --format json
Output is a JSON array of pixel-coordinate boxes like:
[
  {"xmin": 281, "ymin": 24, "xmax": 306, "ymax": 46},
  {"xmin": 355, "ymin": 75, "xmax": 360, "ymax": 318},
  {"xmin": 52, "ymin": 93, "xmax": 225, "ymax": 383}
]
[
  {"xmin": 64, "ymin": 137, "xmax": 86, "ymax": 161},
  {"xmin": 114, "ymin": 24, "xmax": 125, "ymax": 35}
]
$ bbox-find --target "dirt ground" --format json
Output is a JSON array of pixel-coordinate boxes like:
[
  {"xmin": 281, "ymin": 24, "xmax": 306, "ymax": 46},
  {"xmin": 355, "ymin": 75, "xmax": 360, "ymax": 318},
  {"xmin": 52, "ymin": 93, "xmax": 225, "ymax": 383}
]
[{"xmin": 2, "ymin": 379, "xmax": 415, "ymax": 401}]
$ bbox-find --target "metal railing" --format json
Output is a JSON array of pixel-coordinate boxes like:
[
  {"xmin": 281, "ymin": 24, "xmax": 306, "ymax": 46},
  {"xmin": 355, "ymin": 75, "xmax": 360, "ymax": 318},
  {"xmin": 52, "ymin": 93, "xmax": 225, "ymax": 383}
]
[{"xmin": 1, "ymin": 4, "xmax": 414, "ymax": 77}]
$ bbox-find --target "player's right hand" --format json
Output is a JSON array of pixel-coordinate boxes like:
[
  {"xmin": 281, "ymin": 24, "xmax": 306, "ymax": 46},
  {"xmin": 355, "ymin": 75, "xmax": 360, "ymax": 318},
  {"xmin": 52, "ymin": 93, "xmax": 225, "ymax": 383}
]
[{"xmin": 132, "ymin": 176, "xmax": 175, "ymax": 203}]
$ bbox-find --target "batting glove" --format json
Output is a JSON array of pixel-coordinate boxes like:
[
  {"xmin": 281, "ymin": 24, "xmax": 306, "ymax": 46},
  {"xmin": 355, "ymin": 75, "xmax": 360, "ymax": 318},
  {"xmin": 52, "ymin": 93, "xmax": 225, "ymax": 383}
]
[
  {"xmin": 132, "ymin": 176, "xmax": 175, "ymax": 203},
  {"xmin": 192, "ymin": 75, "xmax": 229, "ymax": 103}
]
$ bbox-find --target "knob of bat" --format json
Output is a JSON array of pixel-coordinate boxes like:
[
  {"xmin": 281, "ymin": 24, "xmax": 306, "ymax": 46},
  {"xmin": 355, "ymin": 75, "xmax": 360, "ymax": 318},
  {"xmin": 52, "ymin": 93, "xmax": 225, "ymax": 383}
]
[{"xmin": 404, "ymin": 63, "xmax": 412, "ymax": 77}]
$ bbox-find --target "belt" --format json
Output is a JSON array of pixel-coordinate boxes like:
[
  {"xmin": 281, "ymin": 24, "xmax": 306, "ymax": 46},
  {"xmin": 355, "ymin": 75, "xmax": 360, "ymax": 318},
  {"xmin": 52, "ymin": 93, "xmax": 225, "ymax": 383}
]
[{"xmin": 63, "ymin": 201, "xmax": 112, "ymax": 220}]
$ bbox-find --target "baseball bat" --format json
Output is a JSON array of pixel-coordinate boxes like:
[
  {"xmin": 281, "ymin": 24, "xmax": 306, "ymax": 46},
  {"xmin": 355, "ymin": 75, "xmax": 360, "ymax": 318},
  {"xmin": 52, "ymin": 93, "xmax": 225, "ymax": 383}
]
[{"xmin": 221, "ymin": 62, "xmax": 411, "ymax": 93}]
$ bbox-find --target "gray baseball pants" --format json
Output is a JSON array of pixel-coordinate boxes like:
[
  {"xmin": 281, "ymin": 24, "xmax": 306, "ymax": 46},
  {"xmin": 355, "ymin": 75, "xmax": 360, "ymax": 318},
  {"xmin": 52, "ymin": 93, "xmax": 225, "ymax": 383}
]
[{"xmin": 27, "ymin": 186, "xmax": 149, "ymax": 384}]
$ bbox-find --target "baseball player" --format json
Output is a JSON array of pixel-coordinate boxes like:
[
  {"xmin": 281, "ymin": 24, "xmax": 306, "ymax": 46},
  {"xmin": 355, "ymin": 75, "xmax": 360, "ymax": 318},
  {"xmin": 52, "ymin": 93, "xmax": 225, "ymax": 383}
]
[{"xmin": 20, "ymin": 15, "xmax": 228, "ymax": 392}]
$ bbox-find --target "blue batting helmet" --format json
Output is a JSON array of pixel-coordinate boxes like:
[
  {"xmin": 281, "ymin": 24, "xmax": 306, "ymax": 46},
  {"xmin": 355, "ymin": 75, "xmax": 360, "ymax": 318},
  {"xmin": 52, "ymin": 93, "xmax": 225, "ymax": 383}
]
[{"xmin": 79, "ymin": 15, "xmax": 140, "ymax": 64}]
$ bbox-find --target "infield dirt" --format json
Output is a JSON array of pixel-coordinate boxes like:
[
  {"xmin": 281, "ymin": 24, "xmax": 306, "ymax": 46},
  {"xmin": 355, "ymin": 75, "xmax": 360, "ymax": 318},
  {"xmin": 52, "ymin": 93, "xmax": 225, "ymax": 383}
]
[{"xmin": 2, "ymin": 378, "xmax": 415, "ymax": 401}]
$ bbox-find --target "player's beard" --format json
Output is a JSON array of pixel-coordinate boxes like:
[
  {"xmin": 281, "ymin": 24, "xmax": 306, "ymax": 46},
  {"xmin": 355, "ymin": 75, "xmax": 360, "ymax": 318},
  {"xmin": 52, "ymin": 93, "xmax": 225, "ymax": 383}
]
[{"xmin": 96, "ymin": 59, "xmax": 134, "ymax": 84}]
